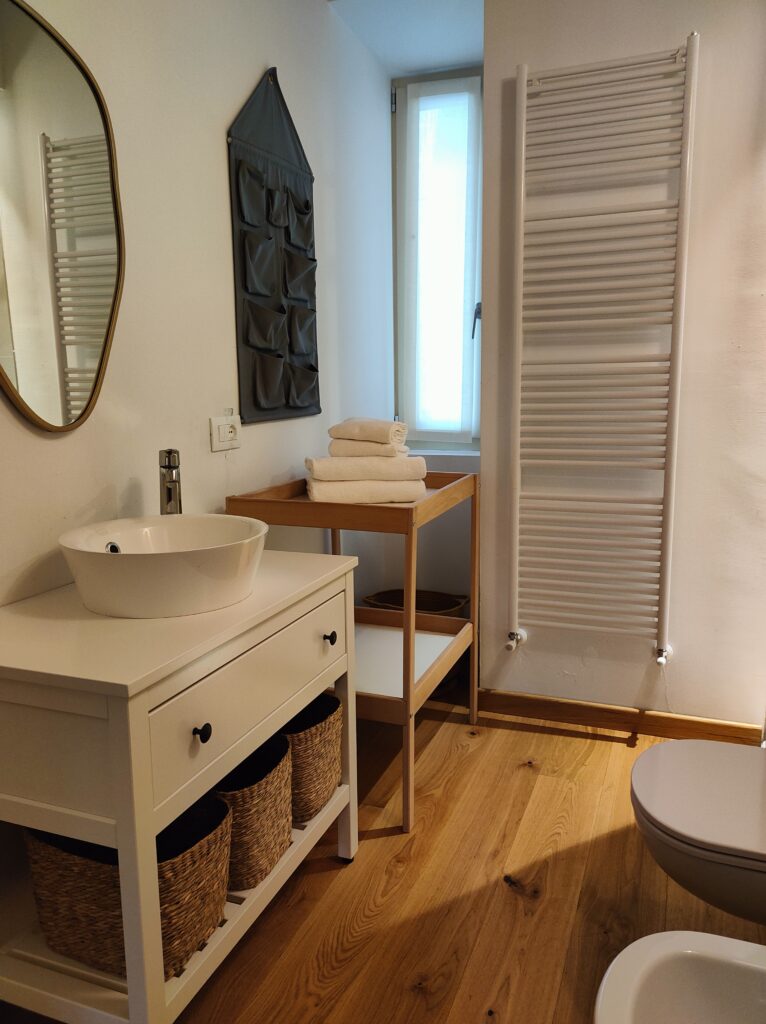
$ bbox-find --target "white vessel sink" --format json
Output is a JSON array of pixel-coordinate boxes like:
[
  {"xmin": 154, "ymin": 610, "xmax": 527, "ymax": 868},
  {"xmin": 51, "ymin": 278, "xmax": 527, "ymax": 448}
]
[
  {"xmin": 59, "ymin": 514, "xmax": 269, "ymax": 618},
  {"xmin": 595, "ymin": 931, "xmax": 766, "ymax": 1024}
]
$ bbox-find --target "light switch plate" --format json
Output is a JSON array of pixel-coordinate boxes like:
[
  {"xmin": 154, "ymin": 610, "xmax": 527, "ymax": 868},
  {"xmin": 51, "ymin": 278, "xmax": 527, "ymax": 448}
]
[{"xmin": 209, "ymin": 414, "xmax": 241, "ymax": 452}]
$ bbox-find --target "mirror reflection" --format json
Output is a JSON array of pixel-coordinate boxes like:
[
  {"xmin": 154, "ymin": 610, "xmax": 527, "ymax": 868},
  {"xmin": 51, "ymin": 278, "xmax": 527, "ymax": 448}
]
[{"xmin": 0, "ymin": 0, "xmax": 119, "ymax": 427}]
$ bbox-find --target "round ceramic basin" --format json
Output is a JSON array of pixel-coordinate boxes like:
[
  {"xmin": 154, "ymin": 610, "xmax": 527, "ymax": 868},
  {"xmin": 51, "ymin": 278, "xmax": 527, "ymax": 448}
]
[{"xmin": 59, "ymin": 514, "xmax": 269, "ymax": 618}]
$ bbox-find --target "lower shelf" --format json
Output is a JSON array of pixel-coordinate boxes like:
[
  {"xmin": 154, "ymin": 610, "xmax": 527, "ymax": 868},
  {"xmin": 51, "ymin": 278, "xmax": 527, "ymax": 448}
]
[
  {"xmin": 355, "ymin": 624, "xmax": 454, "ymax": 699},
  {"xmin": 0, "ymin": 785, "xmax": 350, "ymax": 1024}
]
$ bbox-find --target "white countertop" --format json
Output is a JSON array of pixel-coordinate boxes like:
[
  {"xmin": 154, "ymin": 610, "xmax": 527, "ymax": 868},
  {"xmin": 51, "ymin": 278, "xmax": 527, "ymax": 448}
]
[{"xmin": 0, "ymin": 550, "xmax": 356, "ymax": 697}]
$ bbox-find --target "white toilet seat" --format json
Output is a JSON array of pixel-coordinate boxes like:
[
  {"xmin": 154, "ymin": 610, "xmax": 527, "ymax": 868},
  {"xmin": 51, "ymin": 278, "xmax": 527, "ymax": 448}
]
[
  {"xmin": 631, "ymin": 739, "xmax": 766, "ymax": 865},
  {"xmin": 631, "ymin": 739, "xmax": 766, "ymax": 923},
  {"xmin": 632, "ymin": 795, "xmax": 766, "ymax": 874}
]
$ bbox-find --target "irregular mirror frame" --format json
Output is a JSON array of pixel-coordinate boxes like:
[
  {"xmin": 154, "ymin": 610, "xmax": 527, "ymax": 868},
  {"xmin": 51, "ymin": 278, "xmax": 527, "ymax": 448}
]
[{"xmin": 0, "ymin": 0, "xmax": 123, "ymax": 430}]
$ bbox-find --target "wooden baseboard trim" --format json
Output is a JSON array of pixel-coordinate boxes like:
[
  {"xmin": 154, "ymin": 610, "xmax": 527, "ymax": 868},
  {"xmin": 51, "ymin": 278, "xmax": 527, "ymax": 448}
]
[{"xmin": 478, "ymin": 689, "xmax": 760, "ymax": 746}]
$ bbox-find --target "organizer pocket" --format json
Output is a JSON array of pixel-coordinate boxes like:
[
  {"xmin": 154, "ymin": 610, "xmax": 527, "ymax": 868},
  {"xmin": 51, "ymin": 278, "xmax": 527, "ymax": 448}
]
[
  {"xmin": 286, "ymin": 191, "xmax": 314, "ymax": 253},
  {"xmin": 242, "ymin": 229, "xmax": 277, "ymax": 297},
  {"xmin": 287, "ymin": 363, "xmax": 319, "ymax": 409},
  {"xmin": 237, "ymin": 161, "xmax": 267, "ymax": 227},
  {"xmin": 268, "ymin": 188, "xmax": 289, "ymax": 228},
  {"xmin": 253, "ymin": 351, "xmax": 286, "ymax": 409},
  {"xmin": 288, "ymin": 306, "xmax": 317, "ymax": 357},
  {"xmin": 243, "ymin": 300, "xmax": 288, "ymax": 353},
  {"xmin": 283, "ymin": 249, "xmax": 317, "ymax": 304}
]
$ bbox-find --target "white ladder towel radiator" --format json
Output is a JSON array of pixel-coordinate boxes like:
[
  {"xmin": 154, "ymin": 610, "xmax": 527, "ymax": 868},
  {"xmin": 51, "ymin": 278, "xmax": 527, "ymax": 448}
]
[
  {"xmin": 508, "ymin": 34, "xmax": 699, "ymax": 663},
  {"xmin": 42, "ymin": 133, "xmax": 117, "ymax": 421}
]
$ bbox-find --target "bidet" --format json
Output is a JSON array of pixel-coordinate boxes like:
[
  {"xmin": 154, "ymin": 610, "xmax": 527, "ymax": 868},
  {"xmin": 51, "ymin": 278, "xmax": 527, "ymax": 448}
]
[{"xmin": 595, "ymin": 931, "xmax": 766, "ymax": 1023}]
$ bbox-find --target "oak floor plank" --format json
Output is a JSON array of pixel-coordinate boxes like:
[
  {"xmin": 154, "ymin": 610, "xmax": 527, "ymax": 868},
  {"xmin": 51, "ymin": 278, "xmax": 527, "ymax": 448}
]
[
  {"xmin": 665, "ymin": 875, "xmax": 766, "ymax": 943},
  {"xmin": 328, "ymin": 721, "xmax": 553, "ymax": 1024},
  {"xmin": 441, "ymin": 726, "xmax": 614, "ymax": 1024},
  {"xmin": 552, "ymin": 734, "xmax": 669, "ymax": 1023}
]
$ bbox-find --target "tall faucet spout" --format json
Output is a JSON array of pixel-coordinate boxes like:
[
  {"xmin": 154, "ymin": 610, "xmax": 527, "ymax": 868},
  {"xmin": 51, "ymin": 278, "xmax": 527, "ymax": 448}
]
[{"xmin": 159, "ymin": 449, "xmax": 182, "ymax": 515}]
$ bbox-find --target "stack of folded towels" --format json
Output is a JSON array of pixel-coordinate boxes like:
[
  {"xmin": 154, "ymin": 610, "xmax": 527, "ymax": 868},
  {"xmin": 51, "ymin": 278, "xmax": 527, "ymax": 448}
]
[{"xmin": 305, "ymin": 418, "xmax": 427, "ymax": 503}]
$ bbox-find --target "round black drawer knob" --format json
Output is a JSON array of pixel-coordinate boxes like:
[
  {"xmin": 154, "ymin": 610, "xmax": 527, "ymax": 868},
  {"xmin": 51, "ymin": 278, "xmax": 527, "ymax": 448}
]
[
  {"xmin": 192, "ymin": 722, "xmax": 213, "ymax": 744},
  {"xmin": 323, "ymin": 630, "xmax": 338, "ymax": 646}
]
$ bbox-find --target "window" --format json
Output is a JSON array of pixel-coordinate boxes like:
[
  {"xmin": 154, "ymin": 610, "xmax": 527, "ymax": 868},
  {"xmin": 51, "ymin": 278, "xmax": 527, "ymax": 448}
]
[{"xmin": 394, "ymin": 73, "xmax": 482, "ymax": 446}]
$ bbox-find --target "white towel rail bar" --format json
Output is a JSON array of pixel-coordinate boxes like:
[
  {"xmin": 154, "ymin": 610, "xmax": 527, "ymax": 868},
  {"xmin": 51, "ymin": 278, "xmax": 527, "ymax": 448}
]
[
  {"xmin": 527, "ymin": 117, "xmax": 684, "ymax": 144},
  {"xmin": 523, "ymin": 367, "xmax": 670, "ymax": 377},
  {"xmin": 527, "ymin": 86, "xmax": 685, "ymax": 117},
  {"xmin": 529, "ymin": 63, "xmax": 684, "ymax": 93},
  {"xmin": 527, "ymin": 201, "xmax": 678, "ymax": 223},
  {"xmin": 526, "ymin": 105, "xmax": 684, "ymax": 135},
  {"xmin": 529, "ymin": 47, "xmax": 683, "ymax": 80},
  {"xmin": 523, "ymin": 354, "xmax": 670, "ymax": 366}
]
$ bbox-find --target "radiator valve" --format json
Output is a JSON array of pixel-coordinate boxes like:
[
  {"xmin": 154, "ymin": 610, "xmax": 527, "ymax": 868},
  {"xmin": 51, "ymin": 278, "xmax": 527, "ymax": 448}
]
[
  {"xmin": 656, "ymin": 644, "xmax": 673, "ymax": 666},
  {"xmin": 506, "ymin": 628, "xmax": 528, "ymax": 652}
]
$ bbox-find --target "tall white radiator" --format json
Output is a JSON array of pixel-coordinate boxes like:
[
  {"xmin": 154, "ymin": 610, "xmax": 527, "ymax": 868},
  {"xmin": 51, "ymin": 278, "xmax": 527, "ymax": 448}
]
[
  {"xmin": 508, "ymin": 35, "xmax": 699, "ymax": 662},
  {"xmin": 42, "ymin": 133, "xmax": 117, "ymax": 421}
]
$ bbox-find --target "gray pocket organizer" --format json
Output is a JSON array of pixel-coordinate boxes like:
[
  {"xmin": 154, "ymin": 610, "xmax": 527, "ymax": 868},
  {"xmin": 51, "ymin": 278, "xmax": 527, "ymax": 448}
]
[
  {"xmin": 287, "ymin": 364, "xmax": 319, "ymax": 409},
  {"xmin": 237, "ymin": 162, "xmax": 267, "ymax": 227},
  {"xmin": 229, "ymin": 67, "xmax": 320, "ymax": 423},
  {"xmin": 286, "ymin": 191, "xmax": 314, "ymax": 253},
  {"xmin": 283, "ymin": 249, "xmax": 317, "ymax": 305},
  {"xmin": 268, "ymin": 188, "xmax": 289, "ymax": 228},
  {"xmin": 243, "ymin": 300, "xmax": 288, "ymax": 353},
  {"xmin": 253, "ymin": 351, "xmax": 286, "ymax": 409},
  {"xmin": 289, "ymin": 306, "xmax": 316, "ymax": 357},
  {"xmin": 243, "ymin": 229, "xmax": 276, "ymax": 297}
]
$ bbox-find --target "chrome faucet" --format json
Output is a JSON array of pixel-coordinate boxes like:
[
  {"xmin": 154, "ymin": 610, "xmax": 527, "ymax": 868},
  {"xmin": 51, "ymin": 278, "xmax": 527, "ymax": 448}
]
[{"xmin": 159, "ymin": 449, "xmax": 182, "ymax": 515}]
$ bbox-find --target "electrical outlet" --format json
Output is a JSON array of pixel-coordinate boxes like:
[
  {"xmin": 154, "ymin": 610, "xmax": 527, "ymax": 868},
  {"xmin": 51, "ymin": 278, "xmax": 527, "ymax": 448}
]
[{"xmin": 209, "ymin": 413, "xmax": 241, "ymax": 452}]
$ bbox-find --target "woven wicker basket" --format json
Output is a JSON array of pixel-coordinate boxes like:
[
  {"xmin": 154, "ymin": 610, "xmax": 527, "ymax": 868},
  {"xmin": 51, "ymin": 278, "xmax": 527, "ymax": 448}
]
[
  {"xmin": 216, "ymin": 734, "xmax": 292, "ymax": 890},
  {"xmin": 282, "ymin": 692, "xmax": 342, "ymax": 824},
  {"xmin": 25, "ymin": 795, "xmax": 232, "ymax": 979}
]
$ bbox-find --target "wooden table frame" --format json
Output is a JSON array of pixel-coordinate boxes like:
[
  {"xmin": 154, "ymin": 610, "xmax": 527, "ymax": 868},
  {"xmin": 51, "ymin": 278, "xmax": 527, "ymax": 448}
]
[{"xmin": 226, "ymin": 472, "xmax": 479, "ymax": 833}]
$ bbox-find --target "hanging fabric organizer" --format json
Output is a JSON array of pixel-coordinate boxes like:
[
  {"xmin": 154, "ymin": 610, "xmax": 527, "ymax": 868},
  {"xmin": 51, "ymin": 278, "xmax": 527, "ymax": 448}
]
[
  {"xmin": 507, "ymin": 35, "xmax": 699, "ymax": 662},
  {"xmin": 228, "ymin": 67, "xmax": 320, "ymax": 422}
]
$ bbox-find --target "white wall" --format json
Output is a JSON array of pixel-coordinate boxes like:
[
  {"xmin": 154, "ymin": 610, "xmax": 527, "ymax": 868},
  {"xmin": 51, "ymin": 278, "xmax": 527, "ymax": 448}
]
[
  {"xmin": 481, "ymin": 0, "xmax": 766, "ymax": 723},
  {"xmin": 0, "ymin": 0, "xmax": 394, "ymax": 606}
]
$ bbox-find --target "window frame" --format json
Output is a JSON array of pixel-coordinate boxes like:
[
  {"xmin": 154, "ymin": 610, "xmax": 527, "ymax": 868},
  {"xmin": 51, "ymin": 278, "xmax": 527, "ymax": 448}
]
[{"xmin": 391, "ymin": 65, "xmax": 483, "ymax": 451}]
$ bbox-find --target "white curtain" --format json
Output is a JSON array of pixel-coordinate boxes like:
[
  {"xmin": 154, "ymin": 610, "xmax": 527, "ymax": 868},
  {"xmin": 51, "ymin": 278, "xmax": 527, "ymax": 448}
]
[{"xmin": 395, "ymin": 75, "xmax": 482, "ymax": 443}]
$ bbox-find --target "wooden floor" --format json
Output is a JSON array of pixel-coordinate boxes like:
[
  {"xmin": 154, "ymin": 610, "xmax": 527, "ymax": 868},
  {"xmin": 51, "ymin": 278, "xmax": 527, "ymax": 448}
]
[{"xmin": 5, "ymin": 697, "xmax": 766, "ymax": 1024}]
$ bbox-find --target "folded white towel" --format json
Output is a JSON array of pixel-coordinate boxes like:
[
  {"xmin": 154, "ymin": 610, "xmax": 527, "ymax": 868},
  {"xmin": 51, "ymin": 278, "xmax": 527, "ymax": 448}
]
[
  {"xmin": 328, "ymin": 418, "xmax": 408, "ymax": 446},
  {"xmin": 328, "ymin": 438, "xmax": 409, "ymax": 458},
  {"xmin": 306, "ymin": 455, "xmax": 426, "ymax": 482},
  {"xmin": 306, "ymin": 478, "xmax": 426, "ymax": 504}
]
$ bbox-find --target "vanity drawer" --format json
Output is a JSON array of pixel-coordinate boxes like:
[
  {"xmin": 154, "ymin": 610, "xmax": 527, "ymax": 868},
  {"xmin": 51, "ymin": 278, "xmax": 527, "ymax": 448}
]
[{"xmin": 149, "ymin": 592, "xmax": 346, "ymax": 807}]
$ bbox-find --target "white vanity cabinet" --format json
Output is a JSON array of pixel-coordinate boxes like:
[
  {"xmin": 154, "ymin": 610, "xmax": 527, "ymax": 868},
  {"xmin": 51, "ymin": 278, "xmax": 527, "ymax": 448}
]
[{"xmin": 0, "ymin": 550, "xmax": 358, "ymax": 1024}]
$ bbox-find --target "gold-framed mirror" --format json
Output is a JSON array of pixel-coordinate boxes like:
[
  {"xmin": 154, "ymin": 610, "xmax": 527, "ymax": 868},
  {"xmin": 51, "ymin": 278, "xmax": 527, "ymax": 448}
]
[{"xmin": 0, "ymin": 0, "xmax": 123, "ymax": 431}]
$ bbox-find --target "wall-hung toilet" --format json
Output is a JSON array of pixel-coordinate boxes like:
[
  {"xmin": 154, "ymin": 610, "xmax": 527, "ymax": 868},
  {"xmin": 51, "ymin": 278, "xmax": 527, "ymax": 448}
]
[{"xmin": 631, "ymin": 739, "xmax": 766, "ymax": 923}]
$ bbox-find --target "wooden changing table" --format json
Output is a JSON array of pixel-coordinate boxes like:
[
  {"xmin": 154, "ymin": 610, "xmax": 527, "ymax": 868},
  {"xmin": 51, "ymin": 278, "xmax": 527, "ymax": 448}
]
[{"xmin": 226, "ymin": 472, "xmax": 479, "ymax": 832}]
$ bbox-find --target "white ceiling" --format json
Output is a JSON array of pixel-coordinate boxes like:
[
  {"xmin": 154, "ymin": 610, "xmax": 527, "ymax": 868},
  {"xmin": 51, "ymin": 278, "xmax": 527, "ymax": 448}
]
[{"xmin": 328, "ymin": 0, "xmax": 483, "ymax": 77}]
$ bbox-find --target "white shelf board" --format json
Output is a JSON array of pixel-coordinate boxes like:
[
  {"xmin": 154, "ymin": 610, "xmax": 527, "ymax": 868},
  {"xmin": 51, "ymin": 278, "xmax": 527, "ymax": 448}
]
[
  {"xmin": 355, "ymin": 624, "xmax": 454, "ymax": 699},
  {"xmin": 0, "ymin": 944, "xmax": 128, "ymax": 1024}
]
